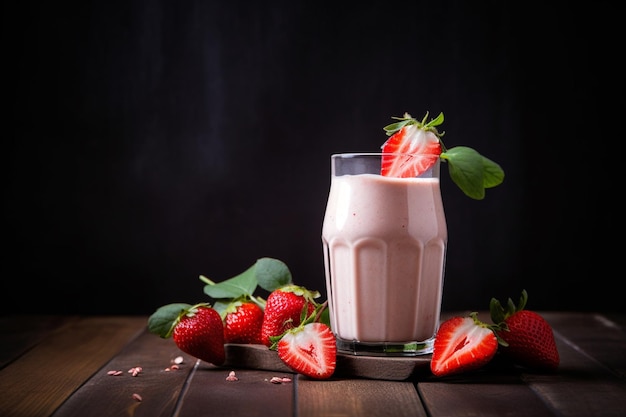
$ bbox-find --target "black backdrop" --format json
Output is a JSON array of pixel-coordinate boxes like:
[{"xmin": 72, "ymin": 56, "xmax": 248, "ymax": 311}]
[{"xmin": 5, "ymin": 1, "xmax": 623, "ymax": 315}]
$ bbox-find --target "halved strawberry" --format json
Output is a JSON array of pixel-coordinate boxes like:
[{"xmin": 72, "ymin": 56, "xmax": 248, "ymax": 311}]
[
  {"xmin": 430, "ymin": 313, "xmax": 498, "ymax": 377},
  {"xmin": 380, "ymin": 112, "xmax": 444, "ymax": 178},
  {"xmin": 276, "ymin": 322, "xmax": 337, "ymax": 379}
]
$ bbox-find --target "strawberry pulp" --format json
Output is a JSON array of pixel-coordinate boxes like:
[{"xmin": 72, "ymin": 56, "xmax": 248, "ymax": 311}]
[{"xmin": 380, "ymin": 124, "xmax": 442, "ymax": 178}]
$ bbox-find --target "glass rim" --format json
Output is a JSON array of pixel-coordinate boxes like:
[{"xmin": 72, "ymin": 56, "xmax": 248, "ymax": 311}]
[{"xmin": 331, "ymin": 152, "xmax": 442, "ymax": 158}]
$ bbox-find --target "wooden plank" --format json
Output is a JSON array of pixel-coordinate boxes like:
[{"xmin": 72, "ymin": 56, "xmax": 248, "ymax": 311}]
[
  {"xmin": 418, "ymin": 376, "xmax": 555, "ymax": 417},
  {"xmin": 177, "ymin": 364, "xmax": 296, "ymax": 417},
  {"xmin": 604, "ymin": 313, "xmax": 626, "ymax": 329},
  {"xmin": 335, "ymin": 353, "xmax": 431, "ymax": 381},
  {"xmin": 0, "ymin": 316, "xmax": 147, "ymax": 417},
  {"xmin": 520, "ymin": 312, "xmax": 626, "ymax": 417},
  {"xmin": 298, "ymin": 378, "xmax": 427, "ymax": 417},
  {"xmin": 542, "ymin": 312, "xmax": 626, "ymax": 379},
  {"xmin": 51, "ymin": 328, "xmax": 199, "ymax": 417},
  {"xmin": 0, "ymin": 315, "xmax": 78, "ymax": 369}
]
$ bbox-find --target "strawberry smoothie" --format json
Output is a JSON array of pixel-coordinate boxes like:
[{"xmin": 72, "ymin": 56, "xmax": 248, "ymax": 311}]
[{"xmin": 322, "ymin": 153, "xmax": 447, "ymax": 355}]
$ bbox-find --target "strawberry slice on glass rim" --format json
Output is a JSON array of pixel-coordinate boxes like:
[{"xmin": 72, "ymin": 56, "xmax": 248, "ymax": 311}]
[{"xmin": 380, "ymin": 112, "xmax": 444, "ymax": 178}]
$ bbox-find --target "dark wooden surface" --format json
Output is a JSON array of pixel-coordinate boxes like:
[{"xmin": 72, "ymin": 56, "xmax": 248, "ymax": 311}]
[{"xmin": 1, "ymin": 312, "xmax": 624, "ymax": 417}]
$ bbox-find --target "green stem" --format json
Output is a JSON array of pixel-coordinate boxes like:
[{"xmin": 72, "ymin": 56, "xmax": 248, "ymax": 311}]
[{"xmin": 199, "ymin": 275, "xmax": 216, "ymax": 285}]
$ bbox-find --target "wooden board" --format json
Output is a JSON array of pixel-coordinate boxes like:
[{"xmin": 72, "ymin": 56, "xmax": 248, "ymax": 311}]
[
  {"xmin": 0, "ymin": 316, "xmax": 148, "ymax": 417},
  {"xmin": 223, "ymin": 343, "xmax": 432, "ymax": 381},
  {"xmin": 298, "ymin": 378, "xmax": 427, "ymax": 417}
]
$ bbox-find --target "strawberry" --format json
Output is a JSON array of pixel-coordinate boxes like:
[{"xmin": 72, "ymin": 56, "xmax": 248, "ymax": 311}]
[
  {"xmin": 276, "ymin": 321, "xmax": 337, "ymax": 379},
  {"xmin": 430, "ymin": 313, "xmax": 498, "ymax": 377},
  {"xmin": 490, "ymin": 290, "xmax": 559, "ymax": 371},
  {"xmin": 223, "ymin": 299, "xmax": 264, "ymax": 344},
  {"xmin": 260, "ymin": 284, "xmax": 320, "ymax": 347},
  {"xmin": 148, "ymin": 302, "xmax": 225, "ymax": 366},
  {"xmin": 380, "ymin": 112, "xmax": 444, "ymax": 178}
]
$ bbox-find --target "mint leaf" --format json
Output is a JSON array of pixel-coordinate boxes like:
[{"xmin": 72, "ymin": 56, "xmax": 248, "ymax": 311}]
[
  {"xmin": 482, "ymin": 156, "xmax": 505, "ymax": 188},
  {"xmin": 441, "ymin": 146, "xmax": 505, "ymax": 200},
  {"xmin": 147, "ymin": 303, "xmax": 190, "ymax": 338},
  {"xmin": 442, "ymin": 146, "xmax": 485, "ymax": 199},
  {"xmin": 255, "ymin": 257, "xmax": 292, "ymax": 291},
  {"xmin": 201, "ymin": 257, "xmax": 292, "ymax": 300},
  {"xmin": 202, "ymin": 264, "xmax": 257, "ymax": 299}
]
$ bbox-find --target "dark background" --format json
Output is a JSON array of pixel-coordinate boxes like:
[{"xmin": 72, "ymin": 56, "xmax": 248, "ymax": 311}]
[{"xmin": 5, "ymin": 1, "xmax": 623, "ymax": 315}]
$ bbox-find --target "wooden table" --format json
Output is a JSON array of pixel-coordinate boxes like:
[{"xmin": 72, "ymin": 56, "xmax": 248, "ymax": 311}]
[{"xmin": 1, "ymin": 312, "xmax": 624, "ymax": 417}]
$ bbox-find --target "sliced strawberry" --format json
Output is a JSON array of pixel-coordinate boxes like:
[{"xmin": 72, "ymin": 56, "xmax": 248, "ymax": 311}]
[
  {"xmin": 380, "ymin": 112, "xmax": 444, "ymax": 178},
  {"xmin": 277, "ymin": 322, "xmax": 337, "ymax": 379},
  {"xmin": 430, "ymin": 313, "xmax": 498, "ymax": 377}
]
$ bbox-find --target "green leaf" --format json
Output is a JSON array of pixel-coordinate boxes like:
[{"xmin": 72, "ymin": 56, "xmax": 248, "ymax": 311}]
[
  {"xmin": 481, "ymin": 156, "xmax": 505, "ymax": 188},
  {"xmin": 147, "ymin": 303, "xmax": 191, "ymax": 338},
  {"xmin": 442, "ymin": 146, "xmax": 505, "ymax": 200},
  {"xmin": 442, "ymin": 146, "xmax": 485, "ymax": 200},
  {"xmin": 318, "ymin": 306, "xmax": 331, "ymax": 327},
  {"xmin": 202, "ymin": 264, "xmax": 257, "ymax": 299},
  {"xmin": 424, "ymin": 111, "xmax": 444, "ymax": 128},
  {"xmin": 255, "ymin": 257, "xmax": 292, "ymax": 291},
  {"xmin": 383, "ymin": 119, "xmax": 411, "ymax": 136},
  {"xmin": 383, "ymin": 111, "xmax": 445, "ymax": 136},
  {"xmin": 212, "ymin": 298, "xmax": 232, "ymax": 319}
]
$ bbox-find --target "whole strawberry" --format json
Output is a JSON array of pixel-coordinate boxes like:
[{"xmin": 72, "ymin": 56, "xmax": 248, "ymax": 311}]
[
  {"xmin": 490, "ymin": 290, "xmax": 559, "ymax": 371},
  {"xmin": 148, "ymin": 302, "xmax": 225, "ymax": 366},
  {"xmin": 430, "ymin": 312, "xmax": 498, "ymax": 377},
  {"xmin": 260, "ymin": 284, "xmax": 320, "ymax": 347},
  {"xmin": 223, "ymin": 299, "xmax": 264, "ymax": 344}
]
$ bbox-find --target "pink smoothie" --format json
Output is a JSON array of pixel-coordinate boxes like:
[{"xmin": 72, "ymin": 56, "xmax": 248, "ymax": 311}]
[{"xmin": 322, "ymin": 173, "xmax": 447, "ymax": 345}]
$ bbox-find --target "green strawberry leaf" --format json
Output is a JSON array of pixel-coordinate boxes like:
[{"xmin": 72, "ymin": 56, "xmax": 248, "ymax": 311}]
[
  {"xmin": 441, "ymin": 146, "xmax": 504, "ymax": 200},
  {"xmin": 255, "ymin": 257, "xmax": 292, "ymax": 292},
  {"xmin": 318, "ymin": 305, "xmax": 331, "ymax": 327},
  {"xmin": 383, "ymin": 111, "xmax": 444, "ymax": 137},
  {"xmin": 201, "ymin": 257, "xmax": 291, "ymax": 300},
  {"xmin": 212, "ymin": 298, "xmax": 233, "ymax": 319},
  {"xmin": 201, "ymin": 264, "xmax": 257, "ymax": 299},
  {"xmin": 147, "ymin": 303, "xmax": 191, "ymax": 338}
]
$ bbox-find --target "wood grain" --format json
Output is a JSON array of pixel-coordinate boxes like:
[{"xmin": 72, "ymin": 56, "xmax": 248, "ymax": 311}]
[
  {"xmin": 522, "ymin": 312, "xmax": 626, "ymax": 417},
  {"xmin": 0, "ymin": 316, "xmax": 146, "ymax": 417},
  {"xmin": 0, "ymin": 315, "xmax": 79, "ymax": 369},
  {"xmin": 50, "ymin": 328, "xmax": 198, "ymax": 417},
  {"xmin": 177, "ymin": 365, "xmax": 296, "ymax": 417},
  {"xmin": 2, "ymin": 312, "xmax": 626, "ymax": 417},
  {"xmin": 298, "ymin": 378, "xmax": 427, "ymax": 417}
]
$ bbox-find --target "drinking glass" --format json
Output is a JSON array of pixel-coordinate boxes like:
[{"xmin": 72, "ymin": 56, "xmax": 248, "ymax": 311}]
[{"xmin": 322, "ymin": 153, "xmax": 447, "ymax": 356}]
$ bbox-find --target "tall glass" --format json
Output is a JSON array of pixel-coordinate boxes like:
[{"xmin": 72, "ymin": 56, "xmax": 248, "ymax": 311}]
[{"xmin": 322, "ymin": 153, "xmax": 447, "ymax": 356}]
